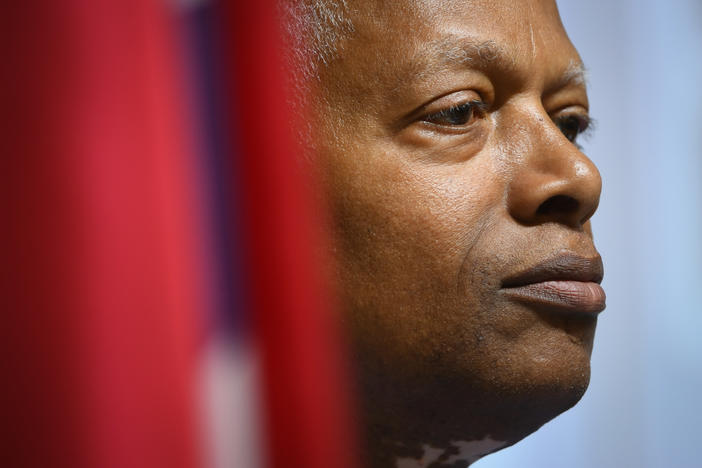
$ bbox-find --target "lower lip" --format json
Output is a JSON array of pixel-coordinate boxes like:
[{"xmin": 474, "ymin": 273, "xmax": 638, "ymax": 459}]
[{"xmin": 501, "ymin": 281, "xmax": 606, "ymax": 315}]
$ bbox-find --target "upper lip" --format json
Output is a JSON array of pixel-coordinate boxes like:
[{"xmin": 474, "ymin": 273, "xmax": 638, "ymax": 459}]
[{"xmin": 501, "ymin": 253, "xmax": 604, "ymax": 288}]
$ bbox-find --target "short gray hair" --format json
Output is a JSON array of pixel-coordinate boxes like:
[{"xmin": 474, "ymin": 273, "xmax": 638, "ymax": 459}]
[
  {"xmin": 280, "ymin": 0, "xmax": 354, "ymax": 84},
  {"xmin": 279, "ymin": 0, "xmax": 355, "ymax": 148}
]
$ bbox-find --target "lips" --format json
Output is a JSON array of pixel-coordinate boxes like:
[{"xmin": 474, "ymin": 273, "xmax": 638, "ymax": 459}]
[{"xmin": 500, "ymin": 254, "xmax": 606, "ymax": 315}]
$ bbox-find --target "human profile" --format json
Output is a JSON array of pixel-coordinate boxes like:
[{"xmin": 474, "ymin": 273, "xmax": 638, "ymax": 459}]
[{"xmin": 283, "ymin": 0, "xmax": 606, "ymax": 466}]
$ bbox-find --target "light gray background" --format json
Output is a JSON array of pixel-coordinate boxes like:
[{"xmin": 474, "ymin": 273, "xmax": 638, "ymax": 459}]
[{"xmin": 476, "ymin": 1, "xmax": 702, "ymax": 467}]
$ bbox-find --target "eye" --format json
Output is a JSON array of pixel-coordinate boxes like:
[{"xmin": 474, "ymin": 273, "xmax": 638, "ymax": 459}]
[
  {"xmin": 553, "ymin": 114, "xmax": 592, "ymax": 144},
  {"xmin": 422, "ymin": 100, "xmax": 488, "ymax": 127}
]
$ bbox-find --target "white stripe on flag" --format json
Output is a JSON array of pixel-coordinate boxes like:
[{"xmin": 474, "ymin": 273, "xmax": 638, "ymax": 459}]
[{"xmin": 200, "ymin": 337, "xmax": 264, "ymax": 468}]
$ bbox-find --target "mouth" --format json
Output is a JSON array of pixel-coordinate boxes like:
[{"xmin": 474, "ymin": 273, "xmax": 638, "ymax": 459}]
[{"xmin": 500, "ymin": 253, "xmax": 606, "ymax": 316}]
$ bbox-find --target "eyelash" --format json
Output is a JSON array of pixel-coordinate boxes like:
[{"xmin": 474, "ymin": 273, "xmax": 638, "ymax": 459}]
[
  {"xmin": 423, "ymin": 100, "xmax": 489, "ymax": 127},
  {"xmin": 553, "ymin": 114, "xmax": 593, "ymax": 146},
  {"xmin": 421, "ymin": 100, "xmax": 593, "ymax": 147}
]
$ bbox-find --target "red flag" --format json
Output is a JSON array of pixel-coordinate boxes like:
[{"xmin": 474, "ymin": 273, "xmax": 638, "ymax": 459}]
[
  {"xmin": 2, "ymin": 1, "xmax": 360, "ymax": 467},
  {"xmin": 2, "ymin": 2, "xmax": 204, "ymax": 467},
  {"xmin": 217, "ymin": 3, "xmax": 360, "ymax": 468}
]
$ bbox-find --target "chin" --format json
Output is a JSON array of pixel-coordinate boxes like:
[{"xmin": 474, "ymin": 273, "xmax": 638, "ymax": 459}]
[
  {"xmin": 467, "ymin": 328, "xmax": 595, "ymax": 445},
  {"xmin": 496, "ymin": 365, "xmax": 590, "ymax": 440},
  {"xmin": 357, "ymin": 337, "xmax": 594, "ymax": 454},
  {"xmin": 357, "ymin": 356, "xmax": 592, "ymax": 468},
  {"xmin": 369, "ymin": 324, "xmax": 595, "ymax": 443}
]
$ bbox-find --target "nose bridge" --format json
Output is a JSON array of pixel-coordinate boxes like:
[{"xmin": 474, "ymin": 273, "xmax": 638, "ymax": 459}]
[{"xmin": 506, "ymin": 105, "xmax": 602, "ymax": 229}]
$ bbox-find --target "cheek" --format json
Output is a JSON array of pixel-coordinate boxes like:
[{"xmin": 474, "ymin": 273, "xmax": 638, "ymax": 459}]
[
  {"xmin": 327, "ymin": 149, "xmax": 507, "ymax": 368},
  {"xmin": 329, "ymin": 143, "xmax": 503, "ymax": 292}
]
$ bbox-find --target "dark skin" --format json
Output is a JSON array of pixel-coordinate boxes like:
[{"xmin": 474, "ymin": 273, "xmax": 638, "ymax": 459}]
[{"xmin": 308, "ymin": 0, "xmax": 603, "ymax": 465}]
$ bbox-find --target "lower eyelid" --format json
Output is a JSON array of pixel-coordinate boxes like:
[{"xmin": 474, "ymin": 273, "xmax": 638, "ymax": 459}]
[
  {"xmin": 397, "ymin": 124, "xmax": 490, "ymax": 161},
  {"xmin": 413, "ymin": 119, "xmax": 489, "ymax": 138}
]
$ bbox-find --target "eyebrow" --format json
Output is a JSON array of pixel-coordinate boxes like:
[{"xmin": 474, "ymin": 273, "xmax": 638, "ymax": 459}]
[
  {"xmin": 431, "ymin": 37, "xmax": 507, "ymax": 67},
  {"xmin": 403, "ymin": 36, "xmax": 511, "ymax": 84},
  {"xmin": 555, "ymin": 60, "xmax": 588, "ymax": 87},
  {"xmin": 396, "ymin": 35, "xmax": 587, "ymax": 93}
]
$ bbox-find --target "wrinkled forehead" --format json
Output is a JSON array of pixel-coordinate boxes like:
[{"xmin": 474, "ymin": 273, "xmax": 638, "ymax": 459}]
[
  {"xmin": 317, "ymin": 0, "xmax": 581, "ymax": 111},
  {"xmin": 347, "ymin": 0, "xmax": 567, "ymax": 44}
]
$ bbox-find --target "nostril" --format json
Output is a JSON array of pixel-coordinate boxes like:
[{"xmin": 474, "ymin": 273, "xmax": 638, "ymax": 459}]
[{"xmin": 536, "ymin": 194, "xmax": 580, "ymax": 217}]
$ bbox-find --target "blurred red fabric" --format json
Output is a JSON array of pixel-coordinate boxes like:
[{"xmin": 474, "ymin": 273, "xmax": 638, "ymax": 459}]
[
  {"xmin": 1, "ymin": 1, "xmax": 358, "ymax": 468},
  {"xmin": 217, "ymin": 3, "xmax": 360, "ymax": 468},
  {"xmin": 1, "ymin": 2, "xmax": 206, "ymax": 467}
]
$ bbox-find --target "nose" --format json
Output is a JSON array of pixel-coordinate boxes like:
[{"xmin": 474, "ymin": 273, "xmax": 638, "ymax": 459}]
[{"xmin": 506, "ymin": 114, "xmax": 602, "ymax": 230}]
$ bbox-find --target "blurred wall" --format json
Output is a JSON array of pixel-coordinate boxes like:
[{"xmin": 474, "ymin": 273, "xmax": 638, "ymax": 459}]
[{"xmin": 476, "ymin": 1, "xmax": 702, "ymax": 467}]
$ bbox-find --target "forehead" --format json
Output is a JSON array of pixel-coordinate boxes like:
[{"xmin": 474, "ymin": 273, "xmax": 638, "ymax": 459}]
[
  {"xmin": 320, "ymin": 0, "xmax": 582, "ymax": 108},
  {"xmin": 349, "ymin": 0, "xmax": 574, "ymax": 59}
]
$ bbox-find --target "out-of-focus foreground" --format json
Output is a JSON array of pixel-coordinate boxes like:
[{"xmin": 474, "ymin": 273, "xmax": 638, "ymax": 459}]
[{"xmin": 1, "ymin": 2, "xmax": 358, "ymax": 468}]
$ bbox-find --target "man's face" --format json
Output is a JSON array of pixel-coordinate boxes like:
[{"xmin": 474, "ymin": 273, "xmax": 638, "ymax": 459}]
[{"xmin": 311, "ymin": 0, "xmax": 604, "ymax": 461}]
